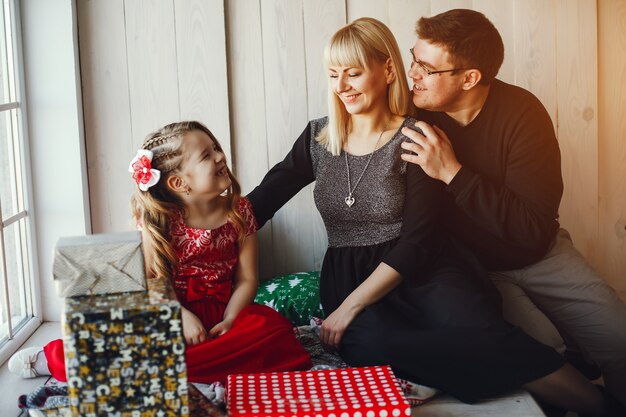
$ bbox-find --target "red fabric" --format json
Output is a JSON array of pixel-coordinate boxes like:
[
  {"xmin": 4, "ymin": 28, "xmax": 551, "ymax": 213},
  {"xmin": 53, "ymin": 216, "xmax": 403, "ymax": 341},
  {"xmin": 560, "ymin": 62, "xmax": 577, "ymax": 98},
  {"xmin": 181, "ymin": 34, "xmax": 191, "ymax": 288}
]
[
  {"xmin": 169, "ymin": 197, "xmax": 258, "ymax": 304},
  {"xmin": 186, "ymin": 304, "xmax": 311, "ymax": 384},
  {"xmin": 44, "ymin": 304, "xmax": 311, "ymax": 384},
  {"xmin": 43, "ymin": 338, "xmax": 67, "ymax": 382}
]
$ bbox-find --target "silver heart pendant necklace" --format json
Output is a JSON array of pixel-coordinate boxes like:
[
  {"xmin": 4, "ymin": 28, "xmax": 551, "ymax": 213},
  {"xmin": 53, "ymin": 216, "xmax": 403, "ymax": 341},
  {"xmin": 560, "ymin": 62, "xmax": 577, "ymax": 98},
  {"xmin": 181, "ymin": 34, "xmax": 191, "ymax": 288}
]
[{"xmin": 344, "ymin": 122, "xmax": 387, "ymax": 207}]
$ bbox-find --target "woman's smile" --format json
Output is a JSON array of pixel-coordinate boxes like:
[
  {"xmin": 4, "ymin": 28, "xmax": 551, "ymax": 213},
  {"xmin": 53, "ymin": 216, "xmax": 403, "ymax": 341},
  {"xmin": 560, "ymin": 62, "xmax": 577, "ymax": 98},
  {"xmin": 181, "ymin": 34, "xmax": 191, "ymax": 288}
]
[{"xmin": 341, "ymin": 93, "xmax": 361, "ymax": 104}]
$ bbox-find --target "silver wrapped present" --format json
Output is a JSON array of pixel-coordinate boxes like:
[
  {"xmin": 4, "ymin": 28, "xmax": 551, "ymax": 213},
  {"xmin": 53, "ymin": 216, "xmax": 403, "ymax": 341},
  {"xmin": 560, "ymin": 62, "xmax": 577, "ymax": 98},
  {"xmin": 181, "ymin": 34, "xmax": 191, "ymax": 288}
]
[{"xmin": 53, "ymin": 231, "xmax": 147, "ymax": 297}]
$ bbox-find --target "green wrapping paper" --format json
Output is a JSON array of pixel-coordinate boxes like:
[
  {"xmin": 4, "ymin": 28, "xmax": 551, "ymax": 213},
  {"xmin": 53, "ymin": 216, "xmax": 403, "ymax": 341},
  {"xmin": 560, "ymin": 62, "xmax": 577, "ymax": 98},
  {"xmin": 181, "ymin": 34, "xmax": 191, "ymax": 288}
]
[{"xmin": 254, "ymin": 272, "xmax": 324, "ymax": 325}]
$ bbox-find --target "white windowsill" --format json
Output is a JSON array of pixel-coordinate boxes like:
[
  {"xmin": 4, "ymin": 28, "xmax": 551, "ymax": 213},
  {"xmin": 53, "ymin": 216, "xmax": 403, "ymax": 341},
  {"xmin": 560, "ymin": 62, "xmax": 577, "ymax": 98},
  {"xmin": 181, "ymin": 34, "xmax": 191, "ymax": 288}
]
[
  {"xmin": 0, "ymin": 317, "xmax": 42, "ymax": 367},
  {"xmin": 0, "ymin": 321, "xmax": 61, "ymax": 416}
]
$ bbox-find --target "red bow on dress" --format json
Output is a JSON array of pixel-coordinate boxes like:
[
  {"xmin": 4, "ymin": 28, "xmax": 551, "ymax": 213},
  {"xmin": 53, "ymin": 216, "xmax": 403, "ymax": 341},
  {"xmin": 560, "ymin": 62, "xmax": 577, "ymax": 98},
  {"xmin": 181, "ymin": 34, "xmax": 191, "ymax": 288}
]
[{"xmin": 186, "ymin": 278, "xmax": 232, "ymax": 304}]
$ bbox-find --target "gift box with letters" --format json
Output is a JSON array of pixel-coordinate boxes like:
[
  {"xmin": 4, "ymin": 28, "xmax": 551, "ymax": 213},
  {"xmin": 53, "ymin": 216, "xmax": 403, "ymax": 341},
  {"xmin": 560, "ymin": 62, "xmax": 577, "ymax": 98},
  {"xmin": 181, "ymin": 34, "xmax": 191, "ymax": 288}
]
[
  {"xmin": 53, "ymin": 231, "xmax": 147, "ymax": 297},
  {"xmin": 226, "ymin": 365, "xmax": 411, "ymax": 417},
  {"xmin": 62, "ymin": 278, "xmax": 189, "ymax": 417}
]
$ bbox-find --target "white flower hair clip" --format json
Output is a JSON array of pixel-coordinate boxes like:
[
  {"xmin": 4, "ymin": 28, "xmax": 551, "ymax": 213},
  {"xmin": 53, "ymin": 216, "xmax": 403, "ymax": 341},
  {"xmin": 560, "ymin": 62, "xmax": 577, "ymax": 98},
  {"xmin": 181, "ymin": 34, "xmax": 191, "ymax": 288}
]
[{"xmin": 128, "ymin": 149, "xmax": 161, "ymax": 191}]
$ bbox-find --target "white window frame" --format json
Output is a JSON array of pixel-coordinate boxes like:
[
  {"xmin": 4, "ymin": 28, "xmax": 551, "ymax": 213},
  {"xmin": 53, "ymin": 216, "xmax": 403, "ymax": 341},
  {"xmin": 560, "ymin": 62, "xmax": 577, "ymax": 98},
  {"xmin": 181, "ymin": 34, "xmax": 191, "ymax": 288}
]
[
  {"xmin": 0, "ymin": 0, "xmax": 91, "ymax": 366},
  {"xmin": 0, "ymin": 0, "xmax": 42, "ymax": 365}
]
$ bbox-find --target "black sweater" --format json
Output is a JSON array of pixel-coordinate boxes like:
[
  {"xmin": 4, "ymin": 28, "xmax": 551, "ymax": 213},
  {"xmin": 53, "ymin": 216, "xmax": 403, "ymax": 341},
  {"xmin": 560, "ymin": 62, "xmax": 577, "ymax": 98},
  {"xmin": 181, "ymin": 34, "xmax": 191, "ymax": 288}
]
[{"xmin": 416, "ymin": 79, "xmax": 563, "ymax": 270}]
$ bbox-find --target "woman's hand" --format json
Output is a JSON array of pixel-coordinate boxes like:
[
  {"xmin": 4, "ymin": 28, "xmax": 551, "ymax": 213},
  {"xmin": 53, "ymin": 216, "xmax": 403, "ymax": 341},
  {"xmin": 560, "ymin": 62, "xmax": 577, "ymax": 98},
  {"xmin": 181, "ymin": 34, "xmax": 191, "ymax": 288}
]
[
  {"xmin": 320, "ymin": 304, "xmax": 360, "ymax": 351},
  {"xmin": 208, "ymin": 318, "xmax": 234, "ymax": 338},
  {"xmin": 181, "ymin": 307, "xmax": 208, "ymax": 346},
  {"xmin": 319, "ymin": 263, "xmax": 402, "ymax": 351}
]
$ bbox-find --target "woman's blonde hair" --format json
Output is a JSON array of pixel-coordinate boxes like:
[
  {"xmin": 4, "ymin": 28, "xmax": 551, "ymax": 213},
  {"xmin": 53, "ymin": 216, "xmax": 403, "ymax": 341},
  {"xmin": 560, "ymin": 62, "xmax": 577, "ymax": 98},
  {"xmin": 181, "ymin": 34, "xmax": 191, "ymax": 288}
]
[
  {"xmin": 130, "ymin": 121, "xmax": 245, "ymax": 281},
  {"xmin": 317, "ymin": 17, "xmax": 410, "ymax": 155}
]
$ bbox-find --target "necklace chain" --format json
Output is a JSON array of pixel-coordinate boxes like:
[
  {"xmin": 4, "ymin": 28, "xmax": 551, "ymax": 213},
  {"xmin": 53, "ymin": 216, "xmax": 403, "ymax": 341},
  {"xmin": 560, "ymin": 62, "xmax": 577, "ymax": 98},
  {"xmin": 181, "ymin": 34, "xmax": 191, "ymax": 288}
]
[{"xmin": 344, "ymin": 123, "xmax": 388, "ymax": 207}]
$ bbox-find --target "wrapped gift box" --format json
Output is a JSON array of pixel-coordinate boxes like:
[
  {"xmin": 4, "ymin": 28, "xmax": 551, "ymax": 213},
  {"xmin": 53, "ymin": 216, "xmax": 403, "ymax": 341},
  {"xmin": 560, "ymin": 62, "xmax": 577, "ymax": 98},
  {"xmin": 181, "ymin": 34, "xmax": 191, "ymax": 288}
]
[
  {"xmin": 53, "ymin": 231, "xmax": 147, "ymax": 297},
  {"xmin": 62, "ymin": 283, "xmax": 189, "ymax": 416},
  {"xmin": 188, "ymin": 384, "xmax": 228, "ymax": 417},
  {"xmin": 227, "ymin": 365, "xmax": 411, "ymax": 417}
]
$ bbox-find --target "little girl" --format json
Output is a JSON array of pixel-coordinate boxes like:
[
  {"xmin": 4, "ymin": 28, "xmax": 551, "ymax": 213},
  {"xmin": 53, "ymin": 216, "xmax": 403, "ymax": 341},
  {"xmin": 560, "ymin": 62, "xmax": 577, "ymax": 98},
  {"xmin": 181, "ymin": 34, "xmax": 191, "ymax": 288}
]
[{"xmin": 9, "ymin": 121, "xmax": 311, "ymax": 384}]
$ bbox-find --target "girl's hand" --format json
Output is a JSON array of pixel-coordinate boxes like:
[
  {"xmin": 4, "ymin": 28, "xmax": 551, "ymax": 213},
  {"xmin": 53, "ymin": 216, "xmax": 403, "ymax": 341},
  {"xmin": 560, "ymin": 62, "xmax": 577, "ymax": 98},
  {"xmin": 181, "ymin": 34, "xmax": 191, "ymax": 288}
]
[
  {"xmin": 208, "ymin": 318, "xmax": 234, "ymax": 338},
  {"xmin": 181, "ymin": 307, "xmax": 208, "ymax": 346},
  {"xmin": 319, "ymin": 304, "xmax": 359, "ymax": 351}
]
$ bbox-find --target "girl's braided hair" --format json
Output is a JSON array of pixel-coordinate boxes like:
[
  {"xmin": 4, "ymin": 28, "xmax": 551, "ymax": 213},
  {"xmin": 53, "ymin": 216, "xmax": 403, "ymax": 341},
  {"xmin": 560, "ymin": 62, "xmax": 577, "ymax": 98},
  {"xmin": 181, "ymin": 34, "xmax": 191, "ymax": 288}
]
[{"xmin": 131, "ymin": 121, "xmax": 245, "ymax": 281}]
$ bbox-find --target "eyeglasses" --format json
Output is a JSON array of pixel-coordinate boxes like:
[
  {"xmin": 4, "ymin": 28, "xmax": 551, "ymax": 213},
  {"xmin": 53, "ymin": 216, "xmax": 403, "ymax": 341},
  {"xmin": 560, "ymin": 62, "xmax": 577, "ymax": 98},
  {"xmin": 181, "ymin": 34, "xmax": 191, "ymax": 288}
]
[{"xmin": 409, "ymin": 48, "xmax": 470, "ymax": 76}]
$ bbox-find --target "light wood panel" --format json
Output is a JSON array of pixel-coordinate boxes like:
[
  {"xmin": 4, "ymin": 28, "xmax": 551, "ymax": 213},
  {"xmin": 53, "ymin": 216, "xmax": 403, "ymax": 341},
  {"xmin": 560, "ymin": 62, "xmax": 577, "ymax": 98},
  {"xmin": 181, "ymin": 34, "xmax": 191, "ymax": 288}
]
[
  {"xmin": 77, "ymin": 0, "xmax": 134, "ymax": 233},
  {"xmin": 555, "ymin": 0, "xmax": 599, "ymax": 264},
  {"xmin": 226, "ymin": 0, "xmax": 273, "ymax": 277},
  {"xmin": 430, "ymin": 0, "xmax": 473, "ymax": 16},
  {"xmin": 124, "ymin": 0, "xmax": 180, "ymax": 145},
  {"xmin": 303, "ymin": 0, "xmax": 346, "ymax": 121},
  {"xmin": 347, "ymin": 0, "xmax": 389, "ymax": 23},
  {"xmin": 226, "ymin": 0, "xmax": 268, "ymax": 194},
  {"xmin": 472, "ymin": 0, "xmax": 515, "ymax": 84},
  {"xmin": 512, "ymin": 0, "xmax": 557, "ymax": 128},
  {"xmin": 174, "ymin": 0, "xmax": 231, "ymax": 160},
  {"xmin": 388, "ymin": 0, "xmax": 430, "ymax": 83},
  {"xmin": 598, "ymin": 0, "xmax": 626, "ymax": 298},
  {"xmin": 260, "ymin": 0, "xmax": 318, "ymax": 275},
  {"xmin": 303, "ymin": 0, "xmax": 346, "ymax": 270}
]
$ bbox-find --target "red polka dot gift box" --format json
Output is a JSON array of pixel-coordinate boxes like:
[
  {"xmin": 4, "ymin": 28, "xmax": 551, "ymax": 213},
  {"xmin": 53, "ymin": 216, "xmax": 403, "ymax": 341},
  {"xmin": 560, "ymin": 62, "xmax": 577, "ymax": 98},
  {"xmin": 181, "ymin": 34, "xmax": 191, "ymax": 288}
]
[{"xmin": 226, "ymin": 365, "xmax": 411, "ymax": 417}]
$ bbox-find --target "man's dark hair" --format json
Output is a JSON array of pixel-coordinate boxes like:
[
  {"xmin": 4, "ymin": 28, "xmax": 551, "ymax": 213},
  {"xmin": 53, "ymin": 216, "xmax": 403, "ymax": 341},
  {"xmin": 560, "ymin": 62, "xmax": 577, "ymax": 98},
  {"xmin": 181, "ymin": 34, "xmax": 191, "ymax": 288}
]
[{"xmin": 416, "ymin": 9, "xmax": 504, "ymax": 85}]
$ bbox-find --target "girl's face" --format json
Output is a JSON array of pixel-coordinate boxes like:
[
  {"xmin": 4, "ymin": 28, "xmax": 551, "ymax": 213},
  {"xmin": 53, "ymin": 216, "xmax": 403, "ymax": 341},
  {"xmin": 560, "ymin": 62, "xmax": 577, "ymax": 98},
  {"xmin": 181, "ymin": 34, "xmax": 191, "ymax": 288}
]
[
  {"xmin": 408, "ymin": 38, "xmax": 467, "ymax": 112},
  {"xmin": 177, "ymin": 130, "xmax": 231, "ymax": 199},
  {"xmin": 328, "ymin": 59, "xmax": 390, "ymax": 116}
]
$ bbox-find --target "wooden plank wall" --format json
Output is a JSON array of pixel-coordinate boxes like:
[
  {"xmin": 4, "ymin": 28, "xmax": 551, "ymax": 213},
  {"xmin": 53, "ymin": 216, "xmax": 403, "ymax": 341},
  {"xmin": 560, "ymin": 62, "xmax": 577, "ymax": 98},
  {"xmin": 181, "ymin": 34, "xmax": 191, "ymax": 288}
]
[
  {"xmin": 78, "ymin": 0, "xmax": 625, "ymax": 297},
  {"xmin": 597, "ymin": 0, "xmax": 626, "ymax": 297}
]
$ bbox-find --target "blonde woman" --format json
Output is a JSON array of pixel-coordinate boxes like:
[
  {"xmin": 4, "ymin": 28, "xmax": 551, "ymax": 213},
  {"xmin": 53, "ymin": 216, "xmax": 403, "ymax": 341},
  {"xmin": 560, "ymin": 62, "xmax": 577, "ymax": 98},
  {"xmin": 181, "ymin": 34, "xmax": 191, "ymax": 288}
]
[{"xmin": 248, "ymin": 17, "xmax": 608, "ymax": 415}]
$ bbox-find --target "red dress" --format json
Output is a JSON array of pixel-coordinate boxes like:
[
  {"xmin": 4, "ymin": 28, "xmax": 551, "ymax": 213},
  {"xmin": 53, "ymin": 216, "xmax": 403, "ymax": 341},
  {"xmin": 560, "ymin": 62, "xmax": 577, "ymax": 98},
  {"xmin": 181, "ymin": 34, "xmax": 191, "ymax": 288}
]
[{"xmin": 45, "ymin": 197, "xmax": 311, "ymax": 384}]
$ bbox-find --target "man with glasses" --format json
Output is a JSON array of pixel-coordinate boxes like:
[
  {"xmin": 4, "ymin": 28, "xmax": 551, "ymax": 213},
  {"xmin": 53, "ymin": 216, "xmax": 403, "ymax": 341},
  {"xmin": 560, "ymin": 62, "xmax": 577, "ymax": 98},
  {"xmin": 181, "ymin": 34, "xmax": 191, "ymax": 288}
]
[{"xmin": 400, "ymin": 8, "xmax": 626, "ymax": 411}]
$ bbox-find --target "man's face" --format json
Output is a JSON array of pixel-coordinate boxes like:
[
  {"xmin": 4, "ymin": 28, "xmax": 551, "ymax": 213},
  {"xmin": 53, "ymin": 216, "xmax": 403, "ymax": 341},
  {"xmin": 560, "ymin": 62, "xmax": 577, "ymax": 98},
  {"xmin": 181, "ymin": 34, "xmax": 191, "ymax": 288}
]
[{"xmin": 408, "ymin": 38, "xmax": 467, "ymax": 112}]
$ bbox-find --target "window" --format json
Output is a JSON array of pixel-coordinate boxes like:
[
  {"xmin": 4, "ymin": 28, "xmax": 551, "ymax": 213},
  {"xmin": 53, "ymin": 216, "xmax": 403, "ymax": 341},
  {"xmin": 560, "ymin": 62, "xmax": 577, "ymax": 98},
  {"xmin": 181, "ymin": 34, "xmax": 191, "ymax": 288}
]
[{"xmin": 0, "ymin": 0, "xmax": 39, "ymax": 350}]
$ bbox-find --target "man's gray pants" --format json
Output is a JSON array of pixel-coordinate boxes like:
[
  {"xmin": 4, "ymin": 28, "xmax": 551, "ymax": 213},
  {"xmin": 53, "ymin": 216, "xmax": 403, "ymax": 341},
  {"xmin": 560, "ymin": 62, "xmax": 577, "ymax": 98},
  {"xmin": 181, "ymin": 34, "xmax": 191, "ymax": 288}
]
[{"xmin": 492, "ymin": 228, "xmax": 626, "ymax": 406}]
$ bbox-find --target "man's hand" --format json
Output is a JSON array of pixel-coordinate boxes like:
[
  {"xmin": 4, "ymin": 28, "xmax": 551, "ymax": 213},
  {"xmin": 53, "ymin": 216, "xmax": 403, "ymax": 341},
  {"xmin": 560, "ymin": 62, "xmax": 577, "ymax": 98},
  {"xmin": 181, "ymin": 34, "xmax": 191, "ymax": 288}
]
[
  {"xmin": 181, "ymin": 307, "xmax": 208, "ymax": 346},
  {"xmin": 401, "ymin": 121, "xmax": 462, "ymax": 184}
]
